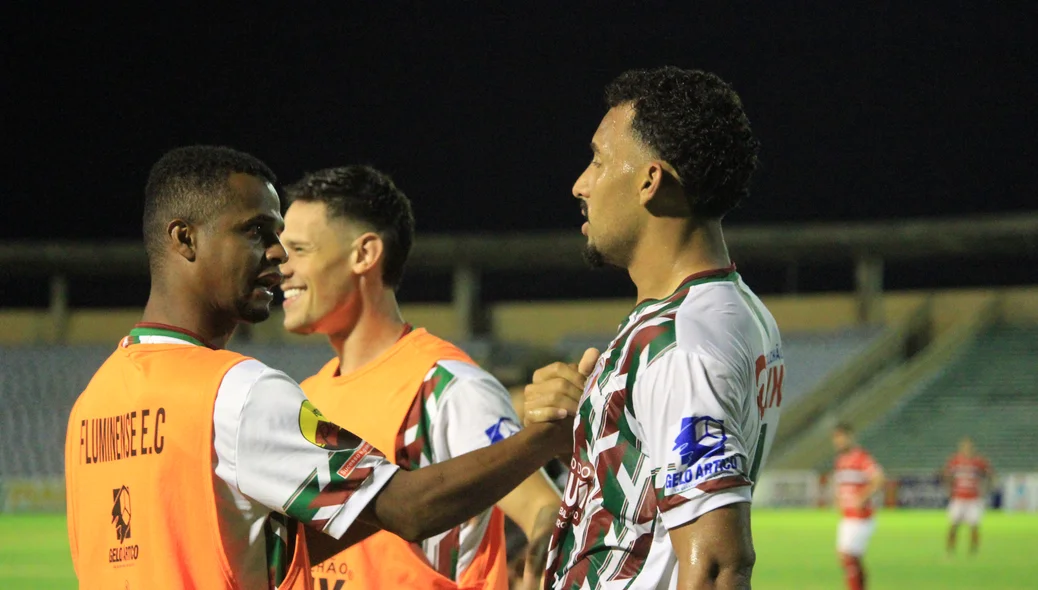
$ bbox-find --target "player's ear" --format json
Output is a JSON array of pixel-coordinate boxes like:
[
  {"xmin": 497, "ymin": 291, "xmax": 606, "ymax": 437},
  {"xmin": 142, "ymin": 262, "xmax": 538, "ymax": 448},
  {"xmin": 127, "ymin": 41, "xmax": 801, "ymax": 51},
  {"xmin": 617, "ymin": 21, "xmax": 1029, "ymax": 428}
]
[
  {"xmin": 640, "ymin": 161, "xmax": 688, "ymax": 215},
  {"xmin": 350, "ymin": 231, "xmax": 384, "ymax": 278},
  {"xmin": 168, "ymin": 219, "xmax": 196, "ymax": 262}
]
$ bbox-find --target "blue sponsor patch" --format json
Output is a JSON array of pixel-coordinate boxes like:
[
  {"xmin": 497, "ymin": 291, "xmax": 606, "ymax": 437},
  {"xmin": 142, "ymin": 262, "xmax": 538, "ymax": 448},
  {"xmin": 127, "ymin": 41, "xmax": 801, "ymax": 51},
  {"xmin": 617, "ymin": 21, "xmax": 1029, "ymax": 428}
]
[
  {"xmin": 664, "ymin": 416, "xmax": 737, "ymax": 495},
  {"xmin": 485, "ymin": 417, "xmax": 521, "ymax": 444},
  {"xmin": 672, "ymin": 416, "xmax": 727, "ymax": 468}
]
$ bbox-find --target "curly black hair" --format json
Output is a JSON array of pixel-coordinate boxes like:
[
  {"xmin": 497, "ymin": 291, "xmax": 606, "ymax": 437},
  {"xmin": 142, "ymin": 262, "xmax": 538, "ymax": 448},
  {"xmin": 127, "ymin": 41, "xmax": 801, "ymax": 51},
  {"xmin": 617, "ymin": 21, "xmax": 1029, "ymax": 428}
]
[
  {"xmin": 605, "ymin": 66, "xmax": 760, "ymax": 218},
  {"xmin": 285, "ymin": 165, "xmax": 415, "ymax": 288},
  {"xmin": 143, "ymin": 145, "xmax": 277, "ymax": 265}
]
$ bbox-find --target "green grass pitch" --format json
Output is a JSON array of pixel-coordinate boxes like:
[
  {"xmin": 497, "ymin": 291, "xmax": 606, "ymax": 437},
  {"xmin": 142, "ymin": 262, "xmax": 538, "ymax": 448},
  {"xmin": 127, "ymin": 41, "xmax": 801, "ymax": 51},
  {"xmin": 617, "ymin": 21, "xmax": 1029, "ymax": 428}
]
[{"xmin": 2, "ymin": 509, "xmax": 1035, "ymax": 589}]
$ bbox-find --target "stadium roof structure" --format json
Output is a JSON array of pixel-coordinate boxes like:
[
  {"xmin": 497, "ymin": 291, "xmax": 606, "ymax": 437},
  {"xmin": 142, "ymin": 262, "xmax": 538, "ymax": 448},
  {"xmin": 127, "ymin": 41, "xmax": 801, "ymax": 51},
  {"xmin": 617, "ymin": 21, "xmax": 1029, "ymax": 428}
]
[{"xmin": 2, "ymin": 212, "xmax": 1037, "ymax": 338}]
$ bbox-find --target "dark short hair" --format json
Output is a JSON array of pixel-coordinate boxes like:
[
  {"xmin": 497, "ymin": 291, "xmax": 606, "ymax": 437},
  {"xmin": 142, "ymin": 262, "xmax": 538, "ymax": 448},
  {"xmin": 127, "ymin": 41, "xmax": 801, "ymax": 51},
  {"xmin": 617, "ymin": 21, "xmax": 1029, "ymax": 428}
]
[
  {"xmin": 605, "ymin": 66, "xmax": 760, "ymax": 218},
  {"xmin": 834, "ymin": 422, "xmax": 854, "ymax": 435},
  {"xmin": 285, "ymin": 165, "xmax": 415, "ymax": 288},
  {"xmin": 143, "ymin": 145, "xmax": 276, "ymax": 265}
]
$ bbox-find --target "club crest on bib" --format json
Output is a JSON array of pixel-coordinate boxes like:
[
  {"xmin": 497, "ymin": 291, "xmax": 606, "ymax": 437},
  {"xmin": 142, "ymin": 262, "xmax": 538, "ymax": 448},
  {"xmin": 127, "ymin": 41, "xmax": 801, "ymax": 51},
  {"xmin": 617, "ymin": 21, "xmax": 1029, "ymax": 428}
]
[{"xmin": 111, "ymin": 486, "xmax": 132, "ymax": 543}]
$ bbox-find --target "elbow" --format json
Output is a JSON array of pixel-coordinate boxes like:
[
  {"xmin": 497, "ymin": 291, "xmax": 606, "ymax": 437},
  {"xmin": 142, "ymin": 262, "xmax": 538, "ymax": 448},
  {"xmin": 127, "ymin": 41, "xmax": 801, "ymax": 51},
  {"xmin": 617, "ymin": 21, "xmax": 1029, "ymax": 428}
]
[
  {"xmin": 684, "ymin": 549, "xmax": 756, "ymax": 589},
  {"xmin": 724, "ymin": 544, "xmax": 756, "ymax": 580},
  {"xmin": 714, "ymin": 551, "xmax": 755, "ymax": 590},
  {"xmin": 394, "ymin": 523, "xmax": 426, "ymax": 544},
  {"xmin": 732, "ymin": 547, "xmax": 756, "ymax": 581},
  {"xmin": 393, "ymin": 501, "xmax": 447, "ymax": 543},
  {"xmin": 374, "ymin": 489, "xmax": 433, "ymax": 543},
  {"xmin": 712, "ymin": 547, "xmax": 756, "ymax": 589},
  {"xmin": 381, "ymin": 502, "xmax": 432, "ymax": 543}
]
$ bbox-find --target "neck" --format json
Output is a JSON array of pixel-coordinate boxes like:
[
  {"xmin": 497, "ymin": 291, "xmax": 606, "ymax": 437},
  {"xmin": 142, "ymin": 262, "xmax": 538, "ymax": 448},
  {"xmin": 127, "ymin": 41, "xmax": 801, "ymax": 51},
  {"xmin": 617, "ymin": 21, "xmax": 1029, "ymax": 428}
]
[
  {"xmin": 140, "ymin": 283, "xmax": 237, "ymax": 349},
  {"xmin": 328, "ymin": 289, "xmax": 406, "ymax": 376},
  {"xmin": 627, "ymin": 218, "xmax": 731, "ymax": 302}
]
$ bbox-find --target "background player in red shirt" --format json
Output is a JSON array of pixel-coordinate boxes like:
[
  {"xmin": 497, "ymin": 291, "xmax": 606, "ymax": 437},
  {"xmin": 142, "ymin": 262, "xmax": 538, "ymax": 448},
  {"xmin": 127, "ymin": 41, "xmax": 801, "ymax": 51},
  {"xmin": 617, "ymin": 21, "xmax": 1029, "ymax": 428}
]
[
  {"xmin": 943, "ymin": 437, "xmax": 992, "ymax": 555},
  {"xmin": 831, "ymin": 423, "xmax": 885, "ymax": 590}
]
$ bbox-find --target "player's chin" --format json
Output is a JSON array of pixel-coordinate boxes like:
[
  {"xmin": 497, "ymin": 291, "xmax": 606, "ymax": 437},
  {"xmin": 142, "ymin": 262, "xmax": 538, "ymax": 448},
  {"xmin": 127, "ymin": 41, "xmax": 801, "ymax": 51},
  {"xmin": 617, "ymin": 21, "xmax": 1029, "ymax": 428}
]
[
  {"xmin": 582, "ymin": 244, "xmax": 608, "ymax": 269},
  {"xmin": 282, "ymin": 313, "xmax": 315, "ymax": 335},
  {"xmin": 239, "ymin": 300, "xmax": 273, "ymax": 324}
]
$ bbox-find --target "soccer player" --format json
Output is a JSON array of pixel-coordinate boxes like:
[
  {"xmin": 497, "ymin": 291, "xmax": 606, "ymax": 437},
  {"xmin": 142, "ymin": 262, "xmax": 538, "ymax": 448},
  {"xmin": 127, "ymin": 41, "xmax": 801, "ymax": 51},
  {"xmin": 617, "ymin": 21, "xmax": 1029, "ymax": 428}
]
[
  {"xmin": 526, "ymin": 66, "xmax": 783, "ymax": 589},
  {"xmin": 944, "ymin": 437, "xmax": 992, "ymax": 555},
  {"xmin": 63, "ymin": 146, "xmax": 573, "ymax": 590},
  {"xmin": 831, "ymin": 423, "xmax": 885, "ymax": 590},
  {"xmin": 277, "ymin": 165, "xmax": 563, "ymax": 590}
]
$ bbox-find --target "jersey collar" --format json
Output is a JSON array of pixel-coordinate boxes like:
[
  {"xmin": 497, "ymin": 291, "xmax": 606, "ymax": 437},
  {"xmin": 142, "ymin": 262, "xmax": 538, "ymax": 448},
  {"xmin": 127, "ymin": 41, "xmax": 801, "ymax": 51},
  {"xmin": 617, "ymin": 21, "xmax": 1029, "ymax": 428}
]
[
  {"xmin": 121, "ymin": 323, "xmax": 217, "ymax": 349},
  {"xmin": 629, "ymin": 263, "xmax": 739, "ymax": 314}
]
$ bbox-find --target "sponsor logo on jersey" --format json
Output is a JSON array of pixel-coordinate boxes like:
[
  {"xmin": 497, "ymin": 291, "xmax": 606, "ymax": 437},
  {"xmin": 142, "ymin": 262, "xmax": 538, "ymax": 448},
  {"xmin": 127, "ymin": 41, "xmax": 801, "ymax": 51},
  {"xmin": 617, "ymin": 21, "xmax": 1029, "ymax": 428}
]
[
  {"xmin": 298, "ymin": 400, "xmax": 361, "ymax": 451},
  {"xmin": 673, "ymin": 416, "xmax": 726, "ymax": 467},
  {"xmin": 109, "ymin": 485, "xmax": 140, "ymax": 564},
  {"xmin": 560, "ymin": 456, "xmax": 595, "ymax": 526},
  {"xmin": 485, "ymin": 417, "xmax": 521, "ymax": 444},
  {"xmin": 755, "ymin": 351, "xmax": 784, "ymax": 420},
  {"xmin": 664, "ymin": 416, "xmax": 739, "ymax": 495}
]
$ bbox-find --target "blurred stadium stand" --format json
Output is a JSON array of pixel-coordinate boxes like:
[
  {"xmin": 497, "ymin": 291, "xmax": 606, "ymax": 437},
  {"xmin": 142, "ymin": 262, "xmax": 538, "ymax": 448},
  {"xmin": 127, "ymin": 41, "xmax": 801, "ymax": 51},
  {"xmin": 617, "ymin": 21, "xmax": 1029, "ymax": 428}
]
[
  {"xmin": 3, "ymin": 215, "xmax": 1038, "ymax": 513},
  {"xmin": 780, "ymin": 327, "xmax": 885, "ymax": 407},
  {"xmin": 0, "ymin": 346, "xmax": 110, "ymax": 477},
  {"xmin": 859, "ymin": 324, "xmax": 1038, "ymax": 474}
]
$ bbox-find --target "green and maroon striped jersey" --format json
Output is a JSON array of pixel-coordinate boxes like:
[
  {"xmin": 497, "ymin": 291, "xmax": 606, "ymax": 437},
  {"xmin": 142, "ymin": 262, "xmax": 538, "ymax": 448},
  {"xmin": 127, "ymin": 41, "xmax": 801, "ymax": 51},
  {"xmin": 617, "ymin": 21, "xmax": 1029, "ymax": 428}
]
[{"xmin": 546, "ymin": 268, "xmax": 784, "ymax": 589}]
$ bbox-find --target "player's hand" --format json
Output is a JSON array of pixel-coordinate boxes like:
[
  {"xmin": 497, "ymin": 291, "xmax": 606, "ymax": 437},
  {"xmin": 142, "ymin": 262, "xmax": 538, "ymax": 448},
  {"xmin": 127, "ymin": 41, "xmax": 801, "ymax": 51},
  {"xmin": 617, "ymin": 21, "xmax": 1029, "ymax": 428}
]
[{"xmin": 523, "ymin": 348, "xmax": 600, "ymax": 426}]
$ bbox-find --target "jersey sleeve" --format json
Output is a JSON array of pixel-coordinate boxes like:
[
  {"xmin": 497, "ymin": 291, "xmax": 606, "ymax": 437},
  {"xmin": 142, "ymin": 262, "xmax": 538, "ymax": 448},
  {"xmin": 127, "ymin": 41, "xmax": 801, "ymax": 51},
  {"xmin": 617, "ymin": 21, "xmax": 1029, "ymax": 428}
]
[
  {"xmin": 428, "ymin": 360, "xmax": 523, "ymax": 462},
  {"xmin": 212, "ymin": 359, "xmax": 399, "ymax": 540},
  {"xmin": 860, "ymin": 452, "xmax": 880, "ymax": 475},
  {"xmin": 633, "ymin": 348, "xmax": 753, "ymax": 530}
]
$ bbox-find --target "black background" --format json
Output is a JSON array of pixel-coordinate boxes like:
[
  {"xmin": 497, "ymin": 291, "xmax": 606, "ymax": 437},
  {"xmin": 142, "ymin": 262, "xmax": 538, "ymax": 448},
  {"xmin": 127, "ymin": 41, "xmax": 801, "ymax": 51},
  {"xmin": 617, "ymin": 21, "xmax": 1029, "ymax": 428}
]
[{"xmin": 4, "ymin": 3, "xmax": 1036, "ymax": 305}]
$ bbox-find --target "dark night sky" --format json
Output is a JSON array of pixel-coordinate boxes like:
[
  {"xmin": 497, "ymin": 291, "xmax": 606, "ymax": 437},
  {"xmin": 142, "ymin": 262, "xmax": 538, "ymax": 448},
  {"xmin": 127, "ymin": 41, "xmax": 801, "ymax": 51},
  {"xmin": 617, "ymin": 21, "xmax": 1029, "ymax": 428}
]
[{"xmin": 3, "ymin": 3, "xmax": 1037, "ymax": 304}]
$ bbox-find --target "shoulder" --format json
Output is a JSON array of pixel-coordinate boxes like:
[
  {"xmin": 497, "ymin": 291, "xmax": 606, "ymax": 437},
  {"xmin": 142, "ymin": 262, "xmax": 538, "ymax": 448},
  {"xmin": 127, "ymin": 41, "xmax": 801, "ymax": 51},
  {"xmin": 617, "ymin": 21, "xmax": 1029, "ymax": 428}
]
[
  {"xmin": 855, "ymin": 448, "xmax": 878, "ymax": 466},
  {"xmin": 669, "ymin": 280, "xmax": 780, "ymax": 371},
  {"xmin": 218, "ymin": 358, "xmax": 302, "ymax": 404},
  {"xmin": 299, "ymin": 357, "xmax": 339, "ymax": 391},
  {"xmin": 407, "ymin": 329, "xmax": 474, "ymax": 362},
  {"xmin": 424, "ymin": 359, "xmax": 505, "ymax": 399}
]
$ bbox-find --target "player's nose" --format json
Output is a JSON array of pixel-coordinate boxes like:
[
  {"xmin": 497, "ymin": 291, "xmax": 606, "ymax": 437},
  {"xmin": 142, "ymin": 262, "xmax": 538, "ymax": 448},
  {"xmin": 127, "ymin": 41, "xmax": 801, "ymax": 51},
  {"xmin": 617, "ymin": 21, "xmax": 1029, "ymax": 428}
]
[
  {"xmin": 572, "ymin": 169, "xmax": 590, "ymax": 200},
  {"xmin": 267, "ymin": 237, "xmax": 288, "ymax": 265}
]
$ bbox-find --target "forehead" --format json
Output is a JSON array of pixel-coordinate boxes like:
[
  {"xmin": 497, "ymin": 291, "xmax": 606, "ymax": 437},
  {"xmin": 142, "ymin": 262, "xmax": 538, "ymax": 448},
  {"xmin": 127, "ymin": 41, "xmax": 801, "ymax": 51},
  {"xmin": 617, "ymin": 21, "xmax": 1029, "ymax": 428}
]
[
  {"xmin": 283, "ymin": 200, "xmax": 349, "ymax": 241},
  {"xmin": 592, "ymin": 104, "xmax": 637, "ymax": 151},
  {"xmin": 223, "ymin": 173, "xmax": 282, "ymax": 220}
]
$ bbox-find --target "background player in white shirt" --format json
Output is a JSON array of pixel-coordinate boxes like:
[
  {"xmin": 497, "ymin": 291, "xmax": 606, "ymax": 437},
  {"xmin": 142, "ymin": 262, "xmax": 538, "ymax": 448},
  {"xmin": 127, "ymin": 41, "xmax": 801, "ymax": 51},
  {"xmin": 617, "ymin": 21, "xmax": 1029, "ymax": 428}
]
[{"xmin": 524, "ymin": 67, "xmax": 781, "ymax": 590}]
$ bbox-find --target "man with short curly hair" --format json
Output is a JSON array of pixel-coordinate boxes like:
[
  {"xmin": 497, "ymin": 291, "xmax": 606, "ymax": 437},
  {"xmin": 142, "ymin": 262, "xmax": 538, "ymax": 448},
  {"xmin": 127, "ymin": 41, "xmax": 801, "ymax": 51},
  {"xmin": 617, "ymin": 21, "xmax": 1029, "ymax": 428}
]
[{"xmin": 525, "ymin": 66, "xmax": 784, "ymax": 589}]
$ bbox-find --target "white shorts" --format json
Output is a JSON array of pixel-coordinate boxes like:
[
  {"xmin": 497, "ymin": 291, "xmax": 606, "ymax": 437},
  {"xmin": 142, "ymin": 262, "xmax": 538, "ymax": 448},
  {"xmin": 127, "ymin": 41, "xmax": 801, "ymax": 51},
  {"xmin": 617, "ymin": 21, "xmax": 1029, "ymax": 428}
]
[
  {"xmin": 948, "ymin": 499, "xmax": 984, "ymax": 525},
  {"xmin": 837, "ymin": 518, "xmax": 876, "ymax": 556}
]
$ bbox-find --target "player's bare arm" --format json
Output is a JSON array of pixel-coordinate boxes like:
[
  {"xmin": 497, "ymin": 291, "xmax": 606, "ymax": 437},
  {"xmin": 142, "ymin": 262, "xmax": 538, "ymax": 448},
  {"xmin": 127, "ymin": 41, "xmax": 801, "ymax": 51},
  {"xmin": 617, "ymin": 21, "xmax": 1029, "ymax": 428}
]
[
  {"xmin": 306, "ymin": 520, "xmax": 381, "ymax": 565},
  {"xmin": 356, "ymin": 420, "xmax": 572, "ymax": 542},
  {"xmin": 495, "ymin": 471, "xmax": 561, "ymax": 590},
  {"xmin": 669, "ymin": 503, "xmax": 755, "ymax": 590},
  {"xmin": 857, "ymin": 467, "xmax": 886, "ymax": 509}
]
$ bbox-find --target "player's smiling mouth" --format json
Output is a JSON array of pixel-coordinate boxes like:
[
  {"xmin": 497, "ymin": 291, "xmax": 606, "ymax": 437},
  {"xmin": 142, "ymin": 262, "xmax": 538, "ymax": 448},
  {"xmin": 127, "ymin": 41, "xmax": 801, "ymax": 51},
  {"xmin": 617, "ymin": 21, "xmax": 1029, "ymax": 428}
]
[{"xmin": 282, "ymin": 287, "xmax": 306, "ymax": 304}]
